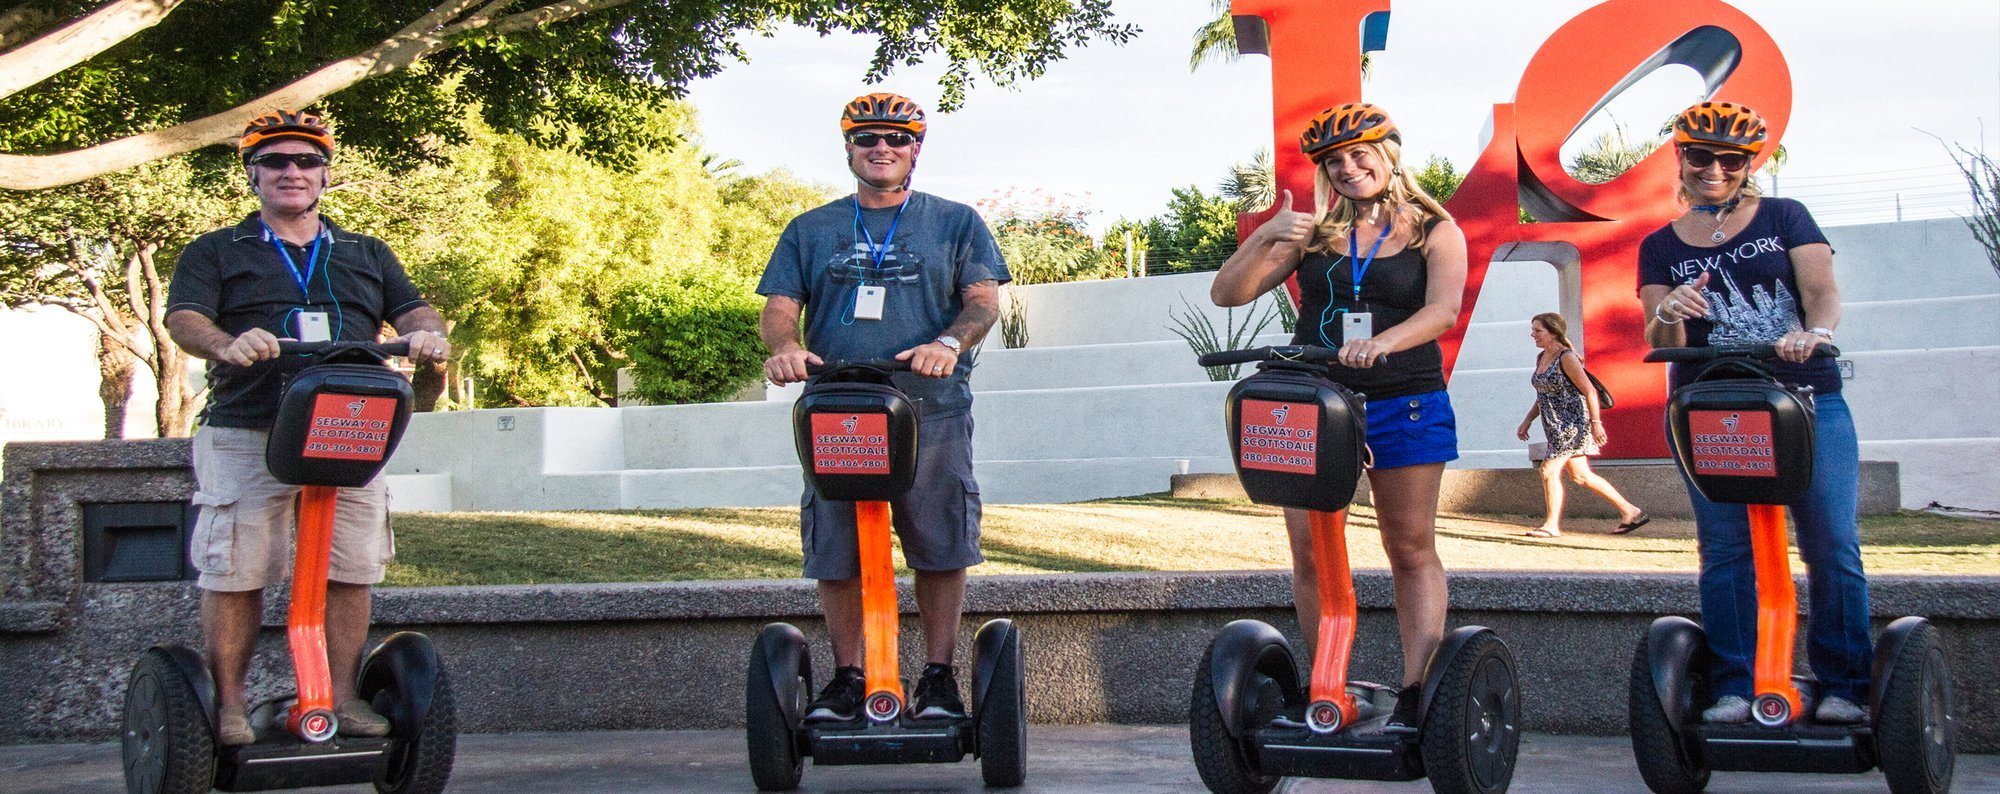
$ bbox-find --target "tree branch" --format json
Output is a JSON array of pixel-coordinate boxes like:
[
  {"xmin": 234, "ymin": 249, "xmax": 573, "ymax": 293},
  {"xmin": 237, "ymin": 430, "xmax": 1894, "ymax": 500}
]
[
  {"xmin": 0, "ymin": 0, "xmax": 633, "ymax": 191},
  {"xmin": 0, "ymin": 0, "xmax": 188, "ymax": 100}
]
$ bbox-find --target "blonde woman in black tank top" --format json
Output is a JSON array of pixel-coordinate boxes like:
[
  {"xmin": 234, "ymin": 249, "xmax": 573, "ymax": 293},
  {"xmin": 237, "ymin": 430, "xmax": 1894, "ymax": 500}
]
[{"xmin": 1211, "ymin": 104, "xmax": 1467, "ymax": 726}]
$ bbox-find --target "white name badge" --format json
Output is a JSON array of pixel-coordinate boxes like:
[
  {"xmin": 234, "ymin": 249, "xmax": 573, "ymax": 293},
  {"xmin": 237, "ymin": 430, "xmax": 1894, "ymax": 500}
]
[
  {"xmin": 854, "ymin": 285, "xmax": 886, "ymax": 321},
  {"xmin": 298, "ymin": 311, "xmax": 332, "ymax": 342},
  {"xmin": 1342, "ymin": 311, "xmax": 1374, "ymax": 344}
]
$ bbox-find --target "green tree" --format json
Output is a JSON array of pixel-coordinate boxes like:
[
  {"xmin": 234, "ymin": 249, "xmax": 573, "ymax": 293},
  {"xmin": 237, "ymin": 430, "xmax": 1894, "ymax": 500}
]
[
  {"xmin": 1412, "ymin": 154, "xmax": 1462, "ymax": 205},
  {"xmin": 1217, "ymin": 148, "xmax": 1274, "ymax": 212},
  {"xmin": 1568, "ymin": 122, "xmax": 1661, "ymax": 185},
  {"xmin": 0, "ymin": 0, "xmax": 1137, "ymax": 189},
  {"xmin": 978, "ymin": 188, "xmax": 1114, "ymax": 285},
  {"xmin": 0, "ymin": 154, "xmax": 240, "ymax": 436},
  {"xmin": 1142, "ymin": 185, "xmax": 1238, "ymax": 274},
  {"xmin": 712, "ymin": 170, "xmax": 837, "ymax": 279}
]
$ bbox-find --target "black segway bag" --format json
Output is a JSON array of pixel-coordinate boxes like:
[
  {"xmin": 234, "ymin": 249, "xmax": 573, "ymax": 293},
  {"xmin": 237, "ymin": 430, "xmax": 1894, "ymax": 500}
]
[
  {"xmin": 793, "ymin": 364, "xmax": 919, "ymax": 502},
  {"xmin": 266, "ymin": 350, "xmax": 415, "ymax": 488},
  {"xmin": 1224, "ymin": 366, "xmax": 1368, "ymax": 512},
  {"xmin": 1665, "ymin": 362, "xmax": 1816, "ymax": 505}
]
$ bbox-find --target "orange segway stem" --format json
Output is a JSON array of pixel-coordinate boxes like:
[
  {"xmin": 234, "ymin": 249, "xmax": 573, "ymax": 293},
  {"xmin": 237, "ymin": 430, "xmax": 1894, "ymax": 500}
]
[
  {"xmin": 1747, "ymin": 502, "xmax": 1804, "ymax": 725},
  {"xmin": 855, "ymin": 500, "xmax": 904, "ymax": 721},
  {"xmin": 285, "ymin": 485, "xmax": 340, "ymax": 742},
  {"xmin": 1305, "ymin": 509, "xmax": 1361, "ymax": 731}
]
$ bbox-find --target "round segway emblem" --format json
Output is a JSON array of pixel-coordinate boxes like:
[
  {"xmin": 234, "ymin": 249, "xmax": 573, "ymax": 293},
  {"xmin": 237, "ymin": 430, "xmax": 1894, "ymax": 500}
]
[
  {"xmin": 865, "ymin": 692, "xmax": 901, "ymax": 722},
  {"xmin": 1753, "ymin": 694, "xmax": 1791, "ymax": 726},
  {"xmin": 1307, "ymin": 700, "xmax": 1343, "ymax": 733},
  {"xmin": 306, "ymin": 714, "xmax": 329, "ymax": 735}
]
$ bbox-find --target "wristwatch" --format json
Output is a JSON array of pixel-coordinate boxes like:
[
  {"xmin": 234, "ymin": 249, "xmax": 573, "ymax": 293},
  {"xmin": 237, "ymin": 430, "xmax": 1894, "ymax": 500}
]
[
  {"xmin": 1808, "ymin": 326, "xmax": 1835, "ymax": 341},
  {"xmin": 935, "ymin": 335, "xmax": 963, "ymax": 355}
]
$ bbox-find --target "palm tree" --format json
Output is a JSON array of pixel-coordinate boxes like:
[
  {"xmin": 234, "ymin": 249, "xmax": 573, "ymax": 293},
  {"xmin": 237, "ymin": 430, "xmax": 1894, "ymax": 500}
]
[
  {"xmin": 1568, "ymin": 123, "xmax": 1661, "ymax": 184},
  {"xmin": 1217, "ymin": 148, "xmax": 1276, "ymax": 212},
  {"xmin": 1191, "ymin": 0, "xmax": 1370, "ymax": 76}
]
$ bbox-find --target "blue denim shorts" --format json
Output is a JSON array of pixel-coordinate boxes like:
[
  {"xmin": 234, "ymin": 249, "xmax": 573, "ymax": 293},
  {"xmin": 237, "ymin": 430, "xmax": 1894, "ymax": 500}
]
[{"xmin": 1364, "ymin": 389, "xmax": 1459, "ymax": 470}]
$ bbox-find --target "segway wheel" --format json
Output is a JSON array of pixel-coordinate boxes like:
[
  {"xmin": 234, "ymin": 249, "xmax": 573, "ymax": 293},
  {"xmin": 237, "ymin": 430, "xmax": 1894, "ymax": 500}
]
[
  {"xmin": 121, "ymin": 649, "xmax": 216, "ymax": 794},
  {"xmin": 1421, "ymin": 629, "xmax": 1521, "ymax": 794},
  {"xmin": 1877, "ymin": 621, "xmax": 1954, "ymax": 794},
  {"xmin": 746, "ymin": 629, "xmax": 807, "ymax": 791},
  {"xmin": 1626, "ymin": 635, "xmax": 1709, "ymax": 794},
  {"xmin": 976, "ymin": 624, "xmax": 1028, "ymax": 788},
  {"xmin": 369, "ymin": 661, "xmax": 457, "ymax": 794},
  {"xmin": 1188, "ymin": 650, "xmax": 1278, "ymax": 794}
]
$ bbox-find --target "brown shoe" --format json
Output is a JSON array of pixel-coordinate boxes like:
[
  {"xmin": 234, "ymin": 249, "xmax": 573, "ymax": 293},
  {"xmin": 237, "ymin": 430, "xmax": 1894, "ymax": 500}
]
[
  {"xmin": 216, "ymin": 710, "xmax": 255, "ymax": 746},
  {"xmin": 336, "ymin": 699, "xmax": 391, "ymax": 737}
]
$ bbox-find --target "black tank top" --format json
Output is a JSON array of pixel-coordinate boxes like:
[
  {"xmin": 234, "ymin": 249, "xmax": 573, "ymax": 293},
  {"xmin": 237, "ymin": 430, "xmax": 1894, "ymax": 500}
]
[{"xmin": 1290, "ymin": 216, "xmax": 1447, "ymax": 401}]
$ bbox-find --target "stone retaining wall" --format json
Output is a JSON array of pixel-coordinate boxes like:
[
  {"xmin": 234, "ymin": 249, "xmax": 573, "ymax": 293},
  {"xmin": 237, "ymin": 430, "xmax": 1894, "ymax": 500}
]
[{"xmin": 5, "ymin": 440, "xmax": 1995, "ymax": 753}]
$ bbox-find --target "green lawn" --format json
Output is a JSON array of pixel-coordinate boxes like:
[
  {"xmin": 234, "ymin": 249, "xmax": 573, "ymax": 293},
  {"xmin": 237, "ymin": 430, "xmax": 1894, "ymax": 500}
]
[{"xmin": 382, "ymin": 496, "xmax": 1999, "ymax": 587}]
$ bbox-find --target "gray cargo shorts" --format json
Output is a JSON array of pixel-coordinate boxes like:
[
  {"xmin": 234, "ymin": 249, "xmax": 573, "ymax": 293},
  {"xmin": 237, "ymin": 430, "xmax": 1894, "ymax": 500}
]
[{"xmin": 801, "ymin": 411, "xmax": 983, "ymax": 580}]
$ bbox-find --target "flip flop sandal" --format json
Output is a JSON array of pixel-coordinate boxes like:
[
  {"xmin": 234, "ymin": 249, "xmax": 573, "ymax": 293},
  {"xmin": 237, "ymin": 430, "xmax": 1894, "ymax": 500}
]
[
  {"xmin": 1524, "ymin": 528, "xmax": 1560, "ymax": 538},
  {"xmin": 1612, "ymin": 514, "xmax": 1652, "ymax": 535}
]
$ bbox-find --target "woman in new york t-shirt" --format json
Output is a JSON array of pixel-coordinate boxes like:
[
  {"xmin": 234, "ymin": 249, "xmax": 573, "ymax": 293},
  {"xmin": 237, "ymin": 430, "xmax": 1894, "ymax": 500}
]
[{"xmin": 1639, "ymin": 102, "xmax": 1873, "ymax": 727}]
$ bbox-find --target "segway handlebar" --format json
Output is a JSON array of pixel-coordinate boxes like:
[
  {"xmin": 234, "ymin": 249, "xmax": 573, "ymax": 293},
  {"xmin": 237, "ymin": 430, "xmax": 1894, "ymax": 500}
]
[
  {"xmin": 276, "ymin": 340, "xmax": 413, "ymax": 358},
  {"xmin": 1643, "ymin": 342, "xmax": 1838, "ymax": 364},
  {"xmin": 804, "ymin": 359, "xmax": 914, "ymax": 375},
  {"xmin": 1198, "ymin": 344, "xmax": 1384, "ymax": 368}
]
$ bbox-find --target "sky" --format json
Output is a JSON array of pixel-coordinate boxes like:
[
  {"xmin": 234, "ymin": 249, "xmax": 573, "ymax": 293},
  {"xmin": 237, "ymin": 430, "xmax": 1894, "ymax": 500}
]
[{"xmin": 684, "ymin": 0, "xmax": 2000, "ymax": 235}]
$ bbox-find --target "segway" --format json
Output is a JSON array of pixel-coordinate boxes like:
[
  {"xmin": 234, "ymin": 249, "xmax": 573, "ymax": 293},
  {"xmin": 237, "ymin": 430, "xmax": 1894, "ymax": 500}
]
[
  {"xmin": 1187, "ymin": 345, "xmax": 1520, "ymax": 794},
  {"xmin": 121, "ymin": 340, "xmax": 456, "ymax": 794},
  {"xmin": 1629, "ymin": 342, "xmax": 1954, "ymax": 793},
  {"xmin": 745, "ymin": 359, "xmax": 1027, "ymax": 791}
]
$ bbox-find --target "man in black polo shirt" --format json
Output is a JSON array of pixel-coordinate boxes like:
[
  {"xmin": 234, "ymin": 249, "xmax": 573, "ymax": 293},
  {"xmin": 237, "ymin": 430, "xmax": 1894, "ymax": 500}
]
[{"xmin": 164, "ymin": 110, "xmax": 450, "ymax": 745}]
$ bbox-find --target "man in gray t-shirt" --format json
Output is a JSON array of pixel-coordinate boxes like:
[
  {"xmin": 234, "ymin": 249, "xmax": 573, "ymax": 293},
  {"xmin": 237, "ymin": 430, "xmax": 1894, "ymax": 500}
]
[{"xmin": 756, "ymin": 93, "xmax": 1008, "ymax": 724}]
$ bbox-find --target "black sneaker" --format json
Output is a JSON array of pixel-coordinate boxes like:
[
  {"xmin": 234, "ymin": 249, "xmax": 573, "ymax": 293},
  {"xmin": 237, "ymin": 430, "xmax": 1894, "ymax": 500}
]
[
  {"xmin": 1384, "ymin": 684, "xmax": 1423, "ymax": 735},
  {"xmin": 804, "ymin": 666, "xmax": 865, "ymax": 724},
  {"xmin": 910, "ymin": 663, "xmax": 967, "ymax": 720}
]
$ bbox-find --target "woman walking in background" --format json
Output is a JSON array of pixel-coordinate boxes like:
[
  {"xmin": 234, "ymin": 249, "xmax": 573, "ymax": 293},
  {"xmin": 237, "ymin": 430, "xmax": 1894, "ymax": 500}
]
[{"xmin": 1514, "ymin": 312, "xmax": 1647, "ymax": 538}]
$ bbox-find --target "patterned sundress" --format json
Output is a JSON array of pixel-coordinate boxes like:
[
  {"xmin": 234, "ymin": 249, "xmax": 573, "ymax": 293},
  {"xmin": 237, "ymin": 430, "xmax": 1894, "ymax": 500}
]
[{"xmin": 1532, "ymin": 350, "xmax": 1598, "ymax": 457}]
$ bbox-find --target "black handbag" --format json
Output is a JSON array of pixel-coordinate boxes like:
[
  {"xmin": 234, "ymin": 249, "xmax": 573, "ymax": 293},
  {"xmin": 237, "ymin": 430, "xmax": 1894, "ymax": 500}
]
[
  {"xmin": 1585, "ymin": 369, "xmax": 1615, "ymax": 409},
  {"xmin": 1560, "ymin": 350, "xmax": 1615, "ymax": 409}
]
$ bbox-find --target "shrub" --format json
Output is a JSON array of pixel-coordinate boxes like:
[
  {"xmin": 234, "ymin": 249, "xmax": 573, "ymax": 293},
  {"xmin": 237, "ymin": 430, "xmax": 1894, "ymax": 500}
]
[{"xmin": 612, "ymin": 277, "xmax": 766, "ymax": 404}]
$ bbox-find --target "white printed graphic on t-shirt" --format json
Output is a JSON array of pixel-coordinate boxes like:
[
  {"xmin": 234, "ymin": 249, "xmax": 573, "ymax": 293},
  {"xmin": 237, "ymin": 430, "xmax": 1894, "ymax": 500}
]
[
  {"xmin": 1697, "ymin": 267, "xmax": 1803, "ymax": 345},
  {"xmin": 828, "ymin": 241, "xmax": 924, "ymax": 286}
]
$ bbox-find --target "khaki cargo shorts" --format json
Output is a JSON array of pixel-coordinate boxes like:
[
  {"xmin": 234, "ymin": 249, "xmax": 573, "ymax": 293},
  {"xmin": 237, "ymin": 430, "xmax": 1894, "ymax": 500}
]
[{"xmin": 190, "ymin": 425, "xmax": 394, "ymax": 592}]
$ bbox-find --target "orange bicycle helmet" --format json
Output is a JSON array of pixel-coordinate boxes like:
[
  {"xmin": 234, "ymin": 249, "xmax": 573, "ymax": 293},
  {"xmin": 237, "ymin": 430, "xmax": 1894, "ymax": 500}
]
[
  {"xmin": 1673, "ymin": 102, "xmax": 1766, "ymax": 155},
  {"xmin": 1300, "ymin": 103, "xmax": 1399, "ymax": 162},
  {"xmin": 841, "ymin": 93, "xmax": 927, "ymax": 138},
  {"xmin": 238, "ymin": 109, "xmax": 336, "ymax": 162}
]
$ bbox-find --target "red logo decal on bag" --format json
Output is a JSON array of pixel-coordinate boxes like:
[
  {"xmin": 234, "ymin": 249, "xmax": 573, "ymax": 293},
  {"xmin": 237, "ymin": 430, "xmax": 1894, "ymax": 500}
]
[
  {"xmin": 1240, "ymin": 399, "xmax": 1319, "ymax": 475},
  {"xmin": 302, "ymin": 393, "xmax": 396, "ymax": 461},
  {"xmin": 811, "ymin": 413, "xmax": 890, "ymax": 475},
  {"xmin": 1689, "ymin": 410, "xmax": 1777, "ymax": 478}
]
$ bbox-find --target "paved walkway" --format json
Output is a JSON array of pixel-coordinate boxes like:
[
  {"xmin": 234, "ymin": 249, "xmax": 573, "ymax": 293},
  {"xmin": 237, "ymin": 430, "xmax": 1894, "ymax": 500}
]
[{"xmin": 3, "ymin": 725, "xmax": 1992, "ymax": 792}]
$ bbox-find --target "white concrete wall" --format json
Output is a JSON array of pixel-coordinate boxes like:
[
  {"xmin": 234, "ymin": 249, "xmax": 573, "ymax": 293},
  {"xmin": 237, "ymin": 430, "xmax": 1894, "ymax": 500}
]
[{"xmin": 9, "ymin": 219, "xmax": 1993, "ymax": 512}]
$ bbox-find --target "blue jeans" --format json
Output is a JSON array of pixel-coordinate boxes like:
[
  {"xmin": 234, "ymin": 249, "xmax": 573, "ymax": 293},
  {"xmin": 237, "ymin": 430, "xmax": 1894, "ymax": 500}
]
[{"xmin": 1684, "ymin": 393, "xmax": 1872, "ymax": 702}]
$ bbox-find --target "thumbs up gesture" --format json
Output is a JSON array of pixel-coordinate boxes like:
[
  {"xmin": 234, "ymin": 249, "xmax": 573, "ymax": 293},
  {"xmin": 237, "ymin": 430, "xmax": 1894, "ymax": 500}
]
[{"xmin": 1260, "ymin": 189, "xmax": 1317, "ymax": 246}]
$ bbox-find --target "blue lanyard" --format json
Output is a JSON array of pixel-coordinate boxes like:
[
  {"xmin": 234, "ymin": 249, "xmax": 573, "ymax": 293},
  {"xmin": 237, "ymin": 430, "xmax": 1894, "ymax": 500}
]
[
  {"xmin": 260, "ymin": 219, "xmax": 326, "ymax": 301},
  {"xmin": 852, "ymin": 194, "xmax": 910, "ymax": 273},
  {"xmin": 1347, "ymin": 221, "xmax": 1392, "ymax": 302}
]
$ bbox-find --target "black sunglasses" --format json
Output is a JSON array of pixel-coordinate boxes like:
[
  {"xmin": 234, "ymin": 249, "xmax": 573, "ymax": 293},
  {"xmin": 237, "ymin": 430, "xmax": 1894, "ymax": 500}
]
[
  {"xmin": 1680, "ymin": 147, "xmax": 1750, "ymax": 173},
  {"xmin": 250, "ymin": 152, "xmax": 330, "ymax": 170},
  {"xmin": 846, "ymin": 132, "xmax": 917, "ymax": 149}
]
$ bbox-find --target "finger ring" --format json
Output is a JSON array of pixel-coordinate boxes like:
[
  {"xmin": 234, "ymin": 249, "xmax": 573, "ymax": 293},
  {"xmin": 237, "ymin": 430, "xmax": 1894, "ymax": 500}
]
[{"xmin": 1666, "ymin": 299, "xmax": 1681, "ymax": 310}]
